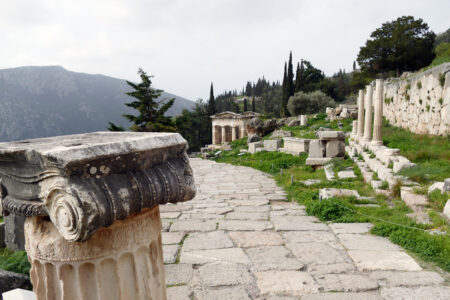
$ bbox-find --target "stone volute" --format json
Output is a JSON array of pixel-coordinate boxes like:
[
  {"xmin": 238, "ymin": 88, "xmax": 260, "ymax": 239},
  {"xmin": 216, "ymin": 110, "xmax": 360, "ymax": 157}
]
[{"xmin": 0, "ymin": 132, "xmax": 196, "ymax": 300}]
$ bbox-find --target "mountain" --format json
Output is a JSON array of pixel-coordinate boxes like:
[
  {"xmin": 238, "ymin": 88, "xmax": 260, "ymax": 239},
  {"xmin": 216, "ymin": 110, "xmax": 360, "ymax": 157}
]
[{"xmin": 0, "ymin": 66, "xmax": 195, "ymax": 142}]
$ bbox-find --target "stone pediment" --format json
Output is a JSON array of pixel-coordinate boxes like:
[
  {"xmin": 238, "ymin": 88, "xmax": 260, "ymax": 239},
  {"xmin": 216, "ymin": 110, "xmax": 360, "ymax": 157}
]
[
  {"xmin": 211, "ymin": 111, "xmax": 260, "ymax": 119},
  {"xmin": 211, "ymin": 111, "xmax": 243, "ymax": 119}
]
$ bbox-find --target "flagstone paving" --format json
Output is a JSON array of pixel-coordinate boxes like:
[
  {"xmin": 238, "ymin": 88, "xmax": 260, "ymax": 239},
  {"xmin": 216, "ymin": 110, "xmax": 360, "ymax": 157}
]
[{"xmin": 162, "ymin": 158, "xmax": 449, "ymax": 299}]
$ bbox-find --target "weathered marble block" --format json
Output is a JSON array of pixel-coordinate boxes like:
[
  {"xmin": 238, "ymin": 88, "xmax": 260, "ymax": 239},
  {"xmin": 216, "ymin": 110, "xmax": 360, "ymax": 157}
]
[
  {"xmin": 308, "ymin": 140, "xmax": 325, "ymax": 158},
  {"xmin": 263, "ymin": 139, "xmax": 281, "ymax": 152},
  {"xmin": 0, "ymin": 132, "xmax": 196, "ymax": 300},
  {"xmin": 316, "ymin": 131, "xmax": 345, "ymax": 140},
  {"xmin": 248, "ymin": 141, "xmax": 263, "ymax": 154},
  {"xmin": 279, "ymin": 137, "xmax": 311, "ymax": 155}
]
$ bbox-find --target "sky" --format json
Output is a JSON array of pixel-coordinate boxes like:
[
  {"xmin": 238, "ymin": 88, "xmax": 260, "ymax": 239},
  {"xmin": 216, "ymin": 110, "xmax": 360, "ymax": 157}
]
[{"xmin": 0, "ymin": 0, "xmax": 449, "ymax": 100}]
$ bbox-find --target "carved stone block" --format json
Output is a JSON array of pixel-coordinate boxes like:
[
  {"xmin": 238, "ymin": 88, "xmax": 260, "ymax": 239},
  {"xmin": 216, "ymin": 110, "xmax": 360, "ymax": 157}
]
[{"xmin": 0, "ymin": 132, "xmax": 196, "ymax": 299}]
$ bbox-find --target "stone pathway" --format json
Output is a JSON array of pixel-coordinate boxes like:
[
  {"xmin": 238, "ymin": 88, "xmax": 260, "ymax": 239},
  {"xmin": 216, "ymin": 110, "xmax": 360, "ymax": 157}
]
[{"xmin": 161, "ymin": 159, "xmax": 449, "ymax": 299}]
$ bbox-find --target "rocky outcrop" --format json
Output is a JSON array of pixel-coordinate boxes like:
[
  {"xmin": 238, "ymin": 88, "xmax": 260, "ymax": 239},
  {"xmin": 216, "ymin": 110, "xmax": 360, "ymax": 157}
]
[{"xmin": 246, "ymin": 118, "xmax": 264, "ymax": 136}]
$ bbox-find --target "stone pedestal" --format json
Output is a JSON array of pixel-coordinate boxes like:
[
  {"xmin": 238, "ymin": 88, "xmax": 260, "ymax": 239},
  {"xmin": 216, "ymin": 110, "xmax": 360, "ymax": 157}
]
[
  {"xmin": 300, "ymin": 115, "xmax": 308, "ymax": 126},
  {"xmin": 25, "ymin": 206, "xmax": 165, "ymax": 300},
  {"xmin": 357, "ymin": 90, "xmax": 365, "ymax": 138},
  {"xmin": 372, "ymin": 79, "xmax": 384, "ymax": 146},
  {"xmin": 0, "ymin": 132, "xmax": 196, "ymax": 300},
  {"xmin": 363, "ymin": 85, "xmax": 373, "ymax": 142}
]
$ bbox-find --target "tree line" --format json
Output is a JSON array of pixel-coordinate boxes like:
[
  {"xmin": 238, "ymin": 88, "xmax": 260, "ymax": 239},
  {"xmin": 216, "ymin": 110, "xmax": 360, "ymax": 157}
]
[{"xmin": 109, "ymin": 16, "xmax": 444, "ymax": 152}]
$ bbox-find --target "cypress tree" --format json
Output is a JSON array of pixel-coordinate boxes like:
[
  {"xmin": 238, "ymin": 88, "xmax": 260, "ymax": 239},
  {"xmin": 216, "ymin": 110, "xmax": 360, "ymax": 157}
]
[
  {"xmin": 287, "ymin": 51, "xmax": 294, "ymax": 98},
  {"xmin": 208, "ymin": 83, "xmax": 215, "ymax": 116},
  {"xmin": 281, "ymin": 62, "xmax": 288, "ymax": 117},
  {"xmin": 353, "ymin": 61, "xmax": 356, "ymax": 71},
  {"xmin": 252, "ymin": 96, "xmax": 256, "ymax": 112},
  {"xmin": 244, "ymin": 98, "xmax": 248, "ymax": 112},
  {"xmin": 295, "ymin": 59, "xmax": 305, "ymax": 92}
]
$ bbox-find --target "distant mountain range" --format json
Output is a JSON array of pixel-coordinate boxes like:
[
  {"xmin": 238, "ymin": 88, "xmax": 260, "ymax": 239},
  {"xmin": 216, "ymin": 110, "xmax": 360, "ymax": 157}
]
[{"xmin": 0, "ymin": 66, "xmax": 195, "ymax": 142}]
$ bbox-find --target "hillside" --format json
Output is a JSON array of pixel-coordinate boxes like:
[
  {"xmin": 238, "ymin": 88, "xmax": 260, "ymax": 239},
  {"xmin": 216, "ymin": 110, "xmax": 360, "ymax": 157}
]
[{"xmin": 0, "ymin": 66, "xmax": 195, "ymax": 142}]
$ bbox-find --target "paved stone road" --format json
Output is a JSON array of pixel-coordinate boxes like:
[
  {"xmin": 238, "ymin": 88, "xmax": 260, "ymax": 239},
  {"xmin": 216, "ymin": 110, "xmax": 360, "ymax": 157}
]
[{"xmin": 162, "ymin": 159, "xmax": 449, "ymax": 299}]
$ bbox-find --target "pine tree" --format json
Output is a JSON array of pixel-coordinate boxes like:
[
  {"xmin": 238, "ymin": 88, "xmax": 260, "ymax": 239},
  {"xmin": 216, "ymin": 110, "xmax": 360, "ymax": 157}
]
[
  {"xmin": 107, "ymin": 122, "xmax": 125, "ymax": 131},
  {"xmin": 208, "ymin": 83, "xmax": 215, "ymax": 116},
  {"xmin": 243, "ymin": 98, "xmax": 248, "ymax": 112},
  {"xmin": 252, "ymin": 96, "xmax": 256, "ymax": 112},
  {"xmin": 108, "ymin": 68, "xmax": 176, "ymax": 132}
]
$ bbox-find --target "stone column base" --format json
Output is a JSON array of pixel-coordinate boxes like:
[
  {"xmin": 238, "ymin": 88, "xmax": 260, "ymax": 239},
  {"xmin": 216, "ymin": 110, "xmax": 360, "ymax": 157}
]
[
  {"xmin": 25, "ymin": 206, "xmax": 167, "ymax": 300},
  {"xmin": 371, "ymin": 140, "xmax": 383, "ymax": 146}
]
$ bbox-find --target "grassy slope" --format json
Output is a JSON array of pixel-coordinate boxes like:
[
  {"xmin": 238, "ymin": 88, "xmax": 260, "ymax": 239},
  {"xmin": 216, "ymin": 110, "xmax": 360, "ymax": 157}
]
[
  {"xmin": 382, "ymin": 120, "xmax": 450, "ymax": 183},
  {"xmin": 215, "ymin": 116, "xmax": 450, "ymax": 272}
]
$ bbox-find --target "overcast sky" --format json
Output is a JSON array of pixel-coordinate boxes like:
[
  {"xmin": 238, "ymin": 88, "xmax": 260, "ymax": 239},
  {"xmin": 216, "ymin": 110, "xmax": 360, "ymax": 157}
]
[{"xmin": 1, "ymin": 0, "xmax": 449, "ymax": 100}]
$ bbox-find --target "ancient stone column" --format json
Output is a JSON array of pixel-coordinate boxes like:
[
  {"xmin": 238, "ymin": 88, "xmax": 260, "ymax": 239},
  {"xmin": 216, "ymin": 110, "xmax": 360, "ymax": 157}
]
[
  {"xmin": 363, "ymin": 85, "xmax": 373, "ymax": 142},
  {"xmin": 357, "ymin": 90, "xmax": 365, "ymax": 138},
  {"xmin": 231, "ymin": 126, "xmax": 236, "ymax": 141},
  {"xmin": 221, "ymin": 126, "xmax": 226, "ymax": 144},
  {"xmin": 0, "ymin": 132, "xmax": 196, "ymax": 300},
  {"xmin": 240, "ymin": 126, "xmax": 246, "ymax": 138},
  {"xmin": 351, "ymin": 120, "xmax": 358, "ymax": 137},
  {"xmin": 372, "ymin": 79, "xmax": 384, "ymax": 146},
  {"xmin": 212, "ymin": 125, "xmax": 216, "ymax": 145}
]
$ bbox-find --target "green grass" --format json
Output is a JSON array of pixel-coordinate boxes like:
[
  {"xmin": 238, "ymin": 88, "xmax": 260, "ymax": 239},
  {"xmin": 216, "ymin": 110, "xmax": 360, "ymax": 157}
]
[
  {"xmin": 214, "ymin": 119, "xmax": 450, "ymax": 271},
  {"xmin": 278, "ymin": 114, "xmax": 353, "ymax": 139},
  {"xmin": 382, "ymin": 120, "xmax": 450, "ymax": 182},
  {"xmin": 0, "ymin": 248, "xmax": 31, "ymax": 275}
]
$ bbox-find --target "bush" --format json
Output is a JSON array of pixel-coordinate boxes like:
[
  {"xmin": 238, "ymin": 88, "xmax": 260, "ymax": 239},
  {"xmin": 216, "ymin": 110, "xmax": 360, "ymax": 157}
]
[
  {"xmin": 0, "ymin": 249, "xmax": 31, "ymax": 275},
  {"xmin": 287, "ymin": 91, "xmax": 335, "ymax": 116},
  {"xmin": 435, "ymin": 42, "xmax": 450, "ymax": 58},
  {"xmin": 305, "ymin": 198, "xmax": 354, "ymax": 221}
]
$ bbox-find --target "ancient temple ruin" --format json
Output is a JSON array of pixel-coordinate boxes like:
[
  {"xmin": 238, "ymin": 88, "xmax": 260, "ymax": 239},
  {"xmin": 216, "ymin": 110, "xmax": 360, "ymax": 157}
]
[{"xmin": 211, "ymin": 111, "xmax": 260, "ymax": 144}]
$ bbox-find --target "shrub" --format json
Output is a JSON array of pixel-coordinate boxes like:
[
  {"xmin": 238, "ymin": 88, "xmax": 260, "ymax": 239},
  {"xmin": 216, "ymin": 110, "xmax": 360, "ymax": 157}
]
[
  {"xmin": 380, "ymin": 181, "xmax": 389, "ymax": 190},
  {"xmin": 417, "ymin": 81, "xmax": 422, "ymax": 89},
  {"xmin": 287, "ymin": 91, "xmax": 335, "ymax": 116},
  {"xmin": 426, "ymin": 105, "xmax": 430, "ymax": 112},
  {"xmin": 305, "ymin": 199, "xmax": 354, "ymax": 221},
  {"xmin": 439, "ymin": 98, "xmax": 443, "ymax": 105},
  {"xmin": 435, "ymin": 42, "xmax": 450, "ymax": 58},
  {"xmin": 0, "ymin": 249, "xmax": 31, "ymax": 275}
]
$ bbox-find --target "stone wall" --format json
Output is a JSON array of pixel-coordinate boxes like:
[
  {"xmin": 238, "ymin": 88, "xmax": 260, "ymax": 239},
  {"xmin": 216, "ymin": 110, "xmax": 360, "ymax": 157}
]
[{"xmin": 383, "ymin": 63, "xmax": 450, "ymax": 136}]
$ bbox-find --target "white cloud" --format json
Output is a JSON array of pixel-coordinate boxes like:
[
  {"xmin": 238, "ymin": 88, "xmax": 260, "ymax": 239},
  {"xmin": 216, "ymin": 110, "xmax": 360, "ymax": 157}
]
[{"xmin": 0, "ymin": 0, "xmax": 448, "ymax": 100}]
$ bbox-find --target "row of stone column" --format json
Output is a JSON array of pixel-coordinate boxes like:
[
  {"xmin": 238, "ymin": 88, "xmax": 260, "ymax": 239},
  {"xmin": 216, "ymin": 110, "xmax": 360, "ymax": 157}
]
[
  {"xmin": 353, "ymin": 79, "xmax": 384, "ymax": 146},
  {"xmin": 213, "ymin": 126, "xmax": 244, "ymax": 145}
]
